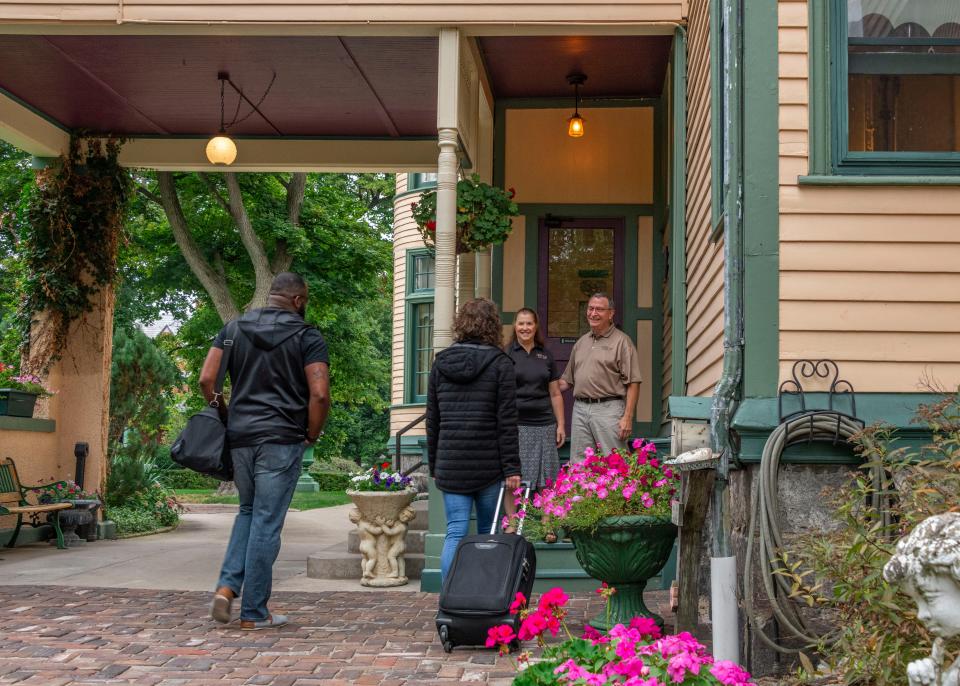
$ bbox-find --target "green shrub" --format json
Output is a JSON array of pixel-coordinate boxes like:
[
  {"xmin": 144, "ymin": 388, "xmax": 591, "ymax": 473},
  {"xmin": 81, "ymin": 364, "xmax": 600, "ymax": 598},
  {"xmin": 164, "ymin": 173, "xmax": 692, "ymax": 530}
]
[
  {"xmin": 309, "ymin": 455, "xmax": 360, "ymax": 475},
  {"xmin": 310, "ymin": 471, "xmax": 353, "ymax": 491},
  {"xmin": 161, "ymin": 469, "xmax": 218, "ymax": 490},
  {"xmin": 106, "ymin": 481, "xmax": 181, "ymax": 534},
  {"xmin": 780, "ymin": 393, "xmax": 960, "ymax": 686},
  {"xmin": 109, "ymin": 506, "xmax": 161, "ymax": 534}
]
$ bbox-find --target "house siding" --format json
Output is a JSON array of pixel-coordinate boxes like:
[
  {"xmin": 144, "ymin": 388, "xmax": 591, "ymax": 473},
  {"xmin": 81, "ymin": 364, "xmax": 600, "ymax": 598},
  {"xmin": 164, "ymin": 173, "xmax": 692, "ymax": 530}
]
[
  {"xmin": 391, "ymin": 174, "xmax": 430, "ymax": 435},
  {"xmin": 0, "ymin": 1, "xmax": 686, "ymax": 26},
  {"xmin": 778, "ymin": 0, "xmax": 960, "ymax": 392},
  {"xmin": 684, "ymin": 0, "xmax": 723, "ymax": 398}
]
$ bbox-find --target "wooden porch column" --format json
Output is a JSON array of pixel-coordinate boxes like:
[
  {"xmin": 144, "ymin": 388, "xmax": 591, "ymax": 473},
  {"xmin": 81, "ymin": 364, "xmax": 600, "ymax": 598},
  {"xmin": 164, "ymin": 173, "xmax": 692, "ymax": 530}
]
[{"xmin": 434, "ymin": 28, "xmax": 460, "ymax": 351}]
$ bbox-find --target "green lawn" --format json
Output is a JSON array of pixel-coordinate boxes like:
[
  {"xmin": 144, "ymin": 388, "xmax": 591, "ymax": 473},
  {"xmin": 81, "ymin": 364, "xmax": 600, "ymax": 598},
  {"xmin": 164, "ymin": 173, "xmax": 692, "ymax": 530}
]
[{"xmin": 174, "ymin": 489, "xmax": 351, "ymax": 510}]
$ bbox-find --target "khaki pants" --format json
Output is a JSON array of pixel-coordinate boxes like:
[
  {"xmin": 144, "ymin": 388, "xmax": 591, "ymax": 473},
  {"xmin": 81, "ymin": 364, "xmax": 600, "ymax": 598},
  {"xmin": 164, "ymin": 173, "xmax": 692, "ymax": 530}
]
[{"xmin": 569, "ymin": 398, "xmax": 627, "ymax": 462}]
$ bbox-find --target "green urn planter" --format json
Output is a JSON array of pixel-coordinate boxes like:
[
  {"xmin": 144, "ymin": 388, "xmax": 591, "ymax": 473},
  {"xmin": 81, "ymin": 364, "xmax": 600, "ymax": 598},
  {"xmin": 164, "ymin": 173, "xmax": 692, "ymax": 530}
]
[{"xmin": 568, "ymin": 515, "xmax": 678, "ymax": 631}]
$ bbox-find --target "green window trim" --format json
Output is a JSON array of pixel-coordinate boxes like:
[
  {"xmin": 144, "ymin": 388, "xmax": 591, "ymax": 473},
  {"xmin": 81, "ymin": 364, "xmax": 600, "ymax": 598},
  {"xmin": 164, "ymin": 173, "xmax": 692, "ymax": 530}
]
[
  {"xmin": 404, "ymin": 248, "xmax": 435, "ymax": 405},
  {"xmin": 810, "ymin": 0, "xmax": 960, "ymax": 178},
  {"xmin": 408, "ymin": 172, "xmax": 438, "ymax": 191}
]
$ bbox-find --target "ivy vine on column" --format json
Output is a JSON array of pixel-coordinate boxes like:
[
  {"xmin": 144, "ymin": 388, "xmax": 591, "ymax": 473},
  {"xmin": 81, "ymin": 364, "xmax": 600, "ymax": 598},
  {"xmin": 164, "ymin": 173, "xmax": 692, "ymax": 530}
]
[{"xmin": 19, "ymin": 135, "xmax": 130, "ymax": 371}]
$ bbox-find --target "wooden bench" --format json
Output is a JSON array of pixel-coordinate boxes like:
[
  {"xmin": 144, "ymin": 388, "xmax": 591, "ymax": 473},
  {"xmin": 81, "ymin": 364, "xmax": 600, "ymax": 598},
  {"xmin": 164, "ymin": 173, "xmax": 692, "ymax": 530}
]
[{"xmin": 0, "ymin": 457, "xmax": 73, "ymax": 549}]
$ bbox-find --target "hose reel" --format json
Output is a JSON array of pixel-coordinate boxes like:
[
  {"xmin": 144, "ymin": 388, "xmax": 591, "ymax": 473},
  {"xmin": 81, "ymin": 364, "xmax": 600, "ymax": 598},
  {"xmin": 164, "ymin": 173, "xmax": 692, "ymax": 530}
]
[{"xmin": 744, "ymin": 360, "xmax": 868, "ymax": 654}]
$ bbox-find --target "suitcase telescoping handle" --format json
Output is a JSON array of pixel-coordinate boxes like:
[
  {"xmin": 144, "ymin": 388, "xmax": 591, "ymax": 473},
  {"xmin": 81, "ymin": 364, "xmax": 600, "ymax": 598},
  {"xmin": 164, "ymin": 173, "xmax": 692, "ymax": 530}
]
[{"xmin": 491, "ymin": 480, "xmax": 531, "ymax": 536}]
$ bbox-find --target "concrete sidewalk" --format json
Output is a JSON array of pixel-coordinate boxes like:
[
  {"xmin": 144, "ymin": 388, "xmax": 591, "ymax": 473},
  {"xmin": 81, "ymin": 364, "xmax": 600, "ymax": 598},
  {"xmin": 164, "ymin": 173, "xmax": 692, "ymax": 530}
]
[{"xmin": 0, "ymin": 504, "xmax": 418, "ymax": 593}]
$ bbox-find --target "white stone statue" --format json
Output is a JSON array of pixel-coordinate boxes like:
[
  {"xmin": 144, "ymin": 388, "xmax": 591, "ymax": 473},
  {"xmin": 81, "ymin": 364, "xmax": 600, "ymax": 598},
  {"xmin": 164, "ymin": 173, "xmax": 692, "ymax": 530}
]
[
  {"xmin": 884, "ymin": 513, "xmax": 960, "ymax": 686},
  {"xmin": 348, "ymin": 505, "xmax": 415, "ymax": 587},
  {"xmin": 383, "ymin": 506, "xmax": 416, "ymax": 580}
]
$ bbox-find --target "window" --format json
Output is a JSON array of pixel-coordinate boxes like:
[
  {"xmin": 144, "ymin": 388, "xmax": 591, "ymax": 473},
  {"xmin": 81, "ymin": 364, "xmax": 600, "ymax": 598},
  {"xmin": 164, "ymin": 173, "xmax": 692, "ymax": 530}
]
[
  {"xmin": 825, "ymin": 0, "xmax": 960, "ymax": 174},
  {"xmin": 405, "ymin": 249, "xmax": 435, "ymax": 403},
  {"xmin": 408, "ymin": 172, "xmax": 438, "ymax": 191}
]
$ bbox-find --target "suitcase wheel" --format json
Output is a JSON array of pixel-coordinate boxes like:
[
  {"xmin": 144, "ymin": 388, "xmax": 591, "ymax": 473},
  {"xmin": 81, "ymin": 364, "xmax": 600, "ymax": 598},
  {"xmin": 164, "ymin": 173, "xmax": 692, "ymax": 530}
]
[{"xmin": 438, "ymin": 624, "xmax": 454, "ymax": 653}]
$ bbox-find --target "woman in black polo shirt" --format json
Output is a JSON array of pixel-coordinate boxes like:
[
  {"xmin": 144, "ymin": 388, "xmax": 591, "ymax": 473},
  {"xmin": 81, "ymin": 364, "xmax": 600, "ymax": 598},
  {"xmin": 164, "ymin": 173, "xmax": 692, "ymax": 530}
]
[{"xmin": 505, "ymin": 308, "xmax": 566, "ymax": 542}]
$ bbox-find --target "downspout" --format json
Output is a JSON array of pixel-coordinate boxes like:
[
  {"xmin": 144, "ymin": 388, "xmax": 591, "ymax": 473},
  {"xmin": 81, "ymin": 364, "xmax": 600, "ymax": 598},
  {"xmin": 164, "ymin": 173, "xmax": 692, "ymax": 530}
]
[{"xmin": 709, "ymin": 0, "xmax": 744, "ymax": 665}]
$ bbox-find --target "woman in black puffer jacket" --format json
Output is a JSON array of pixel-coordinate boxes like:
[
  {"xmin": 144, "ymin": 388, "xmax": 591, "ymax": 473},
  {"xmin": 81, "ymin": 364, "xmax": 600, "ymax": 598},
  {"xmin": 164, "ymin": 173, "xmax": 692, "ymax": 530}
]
[{"xmin": 427, "ymin": 298, "xmax": 521, "ymax": 584}]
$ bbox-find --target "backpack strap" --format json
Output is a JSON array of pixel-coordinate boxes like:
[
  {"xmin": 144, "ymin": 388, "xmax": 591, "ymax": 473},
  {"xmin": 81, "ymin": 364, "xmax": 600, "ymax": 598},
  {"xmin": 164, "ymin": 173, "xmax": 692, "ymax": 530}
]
[{"xmin": 210, "ymin": 321, "xmax": 236, "ymax": 409}]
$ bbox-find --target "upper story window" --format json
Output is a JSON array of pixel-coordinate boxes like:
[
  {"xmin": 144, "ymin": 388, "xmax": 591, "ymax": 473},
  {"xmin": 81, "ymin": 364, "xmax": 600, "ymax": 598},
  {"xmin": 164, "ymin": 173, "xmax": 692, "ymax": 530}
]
[
  {"xmin": 408, "ymin": 172, "xmax": 438, "ymax": 190},
  {"xmin": 834, "ymin": 0, "xmax": 960, "ymax": 173}
]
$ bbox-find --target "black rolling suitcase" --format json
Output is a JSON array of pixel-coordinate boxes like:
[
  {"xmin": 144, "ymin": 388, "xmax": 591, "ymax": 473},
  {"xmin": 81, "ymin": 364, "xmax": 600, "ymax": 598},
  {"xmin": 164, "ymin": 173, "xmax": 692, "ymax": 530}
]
[{"xmin": 436, "ymin": 484, "xmax": 536, "ymax": 653}]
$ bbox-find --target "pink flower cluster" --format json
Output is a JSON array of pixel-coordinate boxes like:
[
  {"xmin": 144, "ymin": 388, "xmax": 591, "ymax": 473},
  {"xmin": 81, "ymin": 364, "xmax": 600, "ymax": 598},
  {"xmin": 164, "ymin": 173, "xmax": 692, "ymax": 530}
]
[
  {"xmin": 520, "ymin": 439, "xmax": 680, "ymax": 525},
  {"xmin": 562, "ymin": 625, "xmax": 753, "ymax": 685},
  {"xmin": 487, "ymin": 584, "xmax": 755, "ymax": 686}
]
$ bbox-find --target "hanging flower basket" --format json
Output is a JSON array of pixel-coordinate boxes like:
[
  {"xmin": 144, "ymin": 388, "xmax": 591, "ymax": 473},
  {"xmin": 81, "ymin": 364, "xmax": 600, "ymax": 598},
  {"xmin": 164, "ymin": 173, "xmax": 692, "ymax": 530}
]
[{"xmin": 411, "ymin": 174, "xmax": 519, "ymax": 254}]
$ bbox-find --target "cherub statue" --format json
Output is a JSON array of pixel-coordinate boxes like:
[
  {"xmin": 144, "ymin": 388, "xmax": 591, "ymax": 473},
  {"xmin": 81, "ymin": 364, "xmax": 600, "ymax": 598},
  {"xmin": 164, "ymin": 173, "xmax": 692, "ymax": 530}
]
[
  {"xmin": 883, "ymin": 513, "xmax": 960, "ymax": 686},
  {"xmin": 382, "ymin": 507, "xmax": 416, "ymax": 580},
  {"xmin": 349, "ymin": 508, "xmax": 383, "ymax": 580}
]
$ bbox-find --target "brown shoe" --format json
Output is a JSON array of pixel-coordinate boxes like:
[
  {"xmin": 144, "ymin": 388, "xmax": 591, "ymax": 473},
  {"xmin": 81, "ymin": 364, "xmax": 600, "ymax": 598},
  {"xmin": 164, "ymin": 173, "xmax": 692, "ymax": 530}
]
[
  {"xmin": 240, "ymin": 614, "xmax": 288, "ymax": 631},
  {"xmin": 210, "ymin": 588, "xmax": 234, "ymax": 624}
]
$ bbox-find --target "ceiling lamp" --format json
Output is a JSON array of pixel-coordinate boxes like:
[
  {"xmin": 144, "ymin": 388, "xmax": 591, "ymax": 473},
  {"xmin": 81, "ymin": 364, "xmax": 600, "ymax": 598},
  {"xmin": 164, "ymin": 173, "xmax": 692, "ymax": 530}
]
[
  {"xmin": 567, "ymin": 72, "xmax": 587, "ymax": 138},
  {"xmin": 205, "ymin": 71, "xmax": 282, "ymax": 166}
]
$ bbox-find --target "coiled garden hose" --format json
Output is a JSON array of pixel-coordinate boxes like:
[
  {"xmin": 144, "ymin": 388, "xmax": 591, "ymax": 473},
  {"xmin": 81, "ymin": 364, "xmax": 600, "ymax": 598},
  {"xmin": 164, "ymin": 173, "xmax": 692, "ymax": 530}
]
[{"xmin": 743, "ymin": 411, "xmax": 870, "ymax": 654}]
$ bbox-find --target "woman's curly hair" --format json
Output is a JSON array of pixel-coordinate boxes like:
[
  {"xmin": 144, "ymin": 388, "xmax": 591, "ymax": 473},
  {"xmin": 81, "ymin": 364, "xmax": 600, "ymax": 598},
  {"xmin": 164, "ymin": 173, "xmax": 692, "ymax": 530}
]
[{"xmin": 453, "ymin": 298, "xmax": 503, "ymax": 348}]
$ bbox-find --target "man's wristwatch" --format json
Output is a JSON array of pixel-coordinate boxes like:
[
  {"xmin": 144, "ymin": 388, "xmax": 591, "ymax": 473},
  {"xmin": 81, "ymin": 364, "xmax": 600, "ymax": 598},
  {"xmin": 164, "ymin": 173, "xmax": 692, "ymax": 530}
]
[{"xmin": 306, "ymin": 431, "xmax": 324, "ymax": 443}]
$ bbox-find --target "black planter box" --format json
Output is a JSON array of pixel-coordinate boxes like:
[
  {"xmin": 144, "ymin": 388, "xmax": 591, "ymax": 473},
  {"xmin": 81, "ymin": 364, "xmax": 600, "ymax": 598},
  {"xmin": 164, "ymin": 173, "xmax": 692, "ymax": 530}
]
[{"xmin": 0, "ymin": 389, "xmax": 38, "ymax": 418}]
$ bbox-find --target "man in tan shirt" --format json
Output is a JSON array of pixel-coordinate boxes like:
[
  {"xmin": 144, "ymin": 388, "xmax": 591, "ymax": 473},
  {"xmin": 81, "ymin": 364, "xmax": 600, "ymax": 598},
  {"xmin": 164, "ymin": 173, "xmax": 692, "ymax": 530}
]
[{"xmin": 559, "ymin": 293, "xmax": 642, "ymax": 462}]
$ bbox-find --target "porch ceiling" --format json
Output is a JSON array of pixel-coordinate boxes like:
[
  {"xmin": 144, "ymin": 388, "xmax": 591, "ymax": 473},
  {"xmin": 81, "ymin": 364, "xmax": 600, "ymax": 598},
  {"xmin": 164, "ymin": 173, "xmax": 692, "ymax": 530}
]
[
  {"xmin": 0, "ymin": 35, "xmax": 438, "ymax": 138},
  {"xmin": 477, "ymin": 36, "xmax": 673, "ymax": 99}
]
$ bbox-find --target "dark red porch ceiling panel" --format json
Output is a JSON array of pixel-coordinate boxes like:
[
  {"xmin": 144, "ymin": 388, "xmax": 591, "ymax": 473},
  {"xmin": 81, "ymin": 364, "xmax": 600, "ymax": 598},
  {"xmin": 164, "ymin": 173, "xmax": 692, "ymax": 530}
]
[
  {"xmin": 478, "ymin": 36, "xmax": 673, "ymax": 99},
  {"xmin": 0, "ymin": 36, "xmax": 438, "ymax": 137}
]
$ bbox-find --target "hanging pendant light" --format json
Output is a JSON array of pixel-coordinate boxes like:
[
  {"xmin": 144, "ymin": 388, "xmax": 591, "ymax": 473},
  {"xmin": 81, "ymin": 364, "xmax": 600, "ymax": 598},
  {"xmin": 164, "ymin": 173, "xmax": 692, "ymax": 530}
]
[
  {"xmin": 206, "ymin": 73, "xmax": 237, "ymax": 165},
  {"xmin": 567, "ymin": 72, "xmax": 587, "ymax": 138}
]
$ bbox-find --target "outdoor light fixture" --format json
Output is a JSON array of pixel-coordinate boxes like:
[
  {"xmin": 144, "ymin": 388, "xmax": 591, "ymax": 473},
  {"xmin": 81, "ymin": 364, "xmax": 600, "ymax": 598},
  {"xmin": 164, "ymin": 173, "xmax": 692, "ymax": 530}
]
[
  {"xmin": 567, "ymin": 72, "xmax": 587, "ymax": 138},
  {"xmin": 205, "ymin": 71, "xmax": 282, "ymax": 166}
]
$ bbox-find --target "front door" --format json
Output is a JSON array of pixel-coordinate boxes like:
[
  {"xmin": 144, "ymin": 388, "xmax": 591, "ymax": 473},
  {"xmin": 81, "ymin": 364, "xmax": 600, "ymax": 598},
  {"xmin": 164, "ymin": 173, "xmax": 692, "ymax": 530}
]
[{"xmin": 537, "ymin": 217, "xmax": 625, "ymax": 439}]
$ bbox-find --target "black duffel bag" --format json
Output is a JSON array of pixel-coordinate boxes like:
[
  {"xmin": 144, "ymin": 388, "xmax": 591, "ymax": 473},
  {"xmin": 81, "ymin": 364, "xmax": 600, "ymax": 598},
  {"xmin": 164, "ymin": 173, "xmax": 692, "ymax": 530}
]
[{"xmin": 170, "ymin": 326, "xmax": 235, "ymax": 481}]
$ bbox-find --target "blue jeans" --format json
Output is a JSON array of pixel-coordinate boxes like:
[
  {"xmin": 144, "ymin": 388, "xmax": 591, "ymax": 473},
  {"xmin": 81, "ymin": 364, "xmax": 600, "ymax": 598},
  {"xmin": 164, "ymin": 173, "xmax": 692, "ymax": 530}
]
[
  {"xmin": 440, "ymin": 481, "xmax": 502, "ymax": 585},
  {"xmin": 217, "ymin": 442, "xmax": 303, "ymax": 621}
]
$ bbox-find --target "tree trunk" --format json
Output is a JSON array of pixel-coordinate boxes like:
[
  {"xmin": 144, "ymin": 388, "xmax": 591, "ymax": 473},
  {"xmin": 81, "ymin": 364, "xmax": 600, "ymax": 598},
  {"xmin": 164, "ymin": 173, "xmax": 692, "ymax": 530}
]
[
  {"xmin": 151, "ymin": 172, "xmax": 307, "ymax": 495},
  {"xmin": 156, "ymin": 173, "xmax": 240, "ymax": 322}
]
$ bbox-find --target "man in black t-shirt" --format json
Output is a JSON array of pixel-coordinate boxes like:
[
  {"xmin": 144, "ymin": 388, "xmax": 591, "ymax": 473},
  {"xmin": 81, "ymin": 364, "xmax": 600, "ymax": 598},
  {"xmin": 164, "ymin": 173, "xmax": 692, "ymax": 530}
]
[{"xmin": 199, "ymin": 272, "xmax": 330, "ymax": 631}]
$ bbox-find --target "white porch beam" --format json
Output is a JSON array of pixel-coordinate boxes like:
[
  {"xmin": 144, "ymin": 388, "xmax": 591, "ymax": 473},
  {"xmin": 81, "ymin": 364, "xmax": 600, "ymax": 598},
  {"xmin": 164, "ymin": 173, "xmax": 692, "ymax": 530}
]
[
  {"xmin": 434, "ymin": 27, "xmax": 460, "ymax": 352},
  {"xmin": 118, "ymin": 138, "xmax": 438, "ymax": 172},
  {"xmin": 0, "ymin": 90, "xmax": 69, "ymax": 158}
]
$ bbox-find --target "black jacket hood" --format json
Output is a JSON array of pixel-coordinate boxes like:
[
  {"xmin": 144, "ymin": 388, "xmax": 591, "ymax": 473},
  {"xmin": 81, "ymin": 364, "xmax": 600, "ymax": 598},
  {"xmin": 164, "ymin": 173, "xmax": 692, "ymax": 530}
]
[
  {"xmin": 236, "ymin": 307, "xmax": 311, "ymax": 351},
  {"xmin": 433, "ymin": 342, "xmax": 509, "ymax": 383}
]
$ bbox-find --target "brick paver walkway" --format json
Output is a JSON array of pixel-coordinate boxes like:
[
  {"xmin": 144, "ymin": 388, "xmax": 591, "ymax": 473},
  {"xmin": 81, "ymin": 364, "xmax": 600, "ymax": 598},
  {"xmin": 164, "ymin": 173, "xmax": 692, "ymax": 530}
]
[{"xmin": 0, "ymin": 585, "xmax": 671, "ymax": 685}]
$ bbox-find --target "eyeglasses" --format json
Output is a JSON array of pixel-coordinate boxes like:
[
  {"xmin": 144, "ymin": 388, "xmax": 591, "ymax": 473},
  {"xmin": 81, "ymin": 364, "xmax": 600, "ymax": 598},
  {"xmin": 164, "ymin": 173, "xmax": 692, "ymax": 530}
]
[{"xmin": 586, "ymin": 306, "xmax": 610, "ymax": 313}]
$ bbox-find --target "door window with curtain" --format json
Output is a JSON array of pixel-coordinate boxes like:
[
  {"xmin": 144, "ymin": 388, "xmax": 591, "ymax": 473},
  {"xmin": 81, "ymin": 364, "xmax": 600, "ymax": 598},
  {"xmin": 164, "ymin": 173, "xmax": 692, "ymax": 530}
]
[{"xmin": 405, "ymin": 249, "xmax": 435, "ymax": 403}]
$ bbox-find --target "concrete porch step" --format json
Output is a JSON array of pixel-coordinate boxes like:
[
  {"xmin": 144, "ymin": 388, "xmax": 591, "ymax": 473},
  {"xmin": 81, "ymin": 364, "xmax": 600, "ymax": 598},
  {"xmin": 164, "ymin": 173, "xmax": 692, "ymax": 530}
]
[{"xmin": 306, "ymin": 549, "xmax": 425, "ymax": 580}]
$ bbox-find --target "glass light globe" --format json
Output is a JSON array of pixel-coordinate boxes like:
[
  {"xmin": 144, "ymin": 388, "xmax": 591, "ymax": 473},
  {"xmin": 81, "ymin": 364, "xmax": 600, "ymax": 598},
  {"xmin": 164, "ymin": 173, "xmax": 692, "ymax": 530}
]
[
  {"xmin": 568, "ymin": 114, "xmax": 585, "ymax": 138},
  {"xmin": 205, "ymin": 135, "xmax": 237, "ymax": 165}
]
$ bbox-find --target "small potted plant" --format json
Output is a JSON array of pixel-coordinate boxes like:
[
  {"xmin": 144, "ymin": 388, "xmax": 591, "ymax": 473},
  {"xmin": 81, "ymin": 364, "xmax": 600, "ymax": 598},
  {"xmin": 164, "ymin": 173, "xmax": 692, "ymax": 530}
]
[
  {"xmin": 486, "ymin": 587, "xmax": 755, "ymax": 685},
  {"xmin": 510, "ymin": 440, "xmax": 680, "ymax": 630},
  {"xmin": 0, "ymin": 362, "xmax": 53, "ymax": 418},
  {"xmin": 346, "ymin": 461, "xmax": 417, "ymax": 586},
  {"xmin": 411, "ymin": 174, "xmax": 519, "ymax": 254}
]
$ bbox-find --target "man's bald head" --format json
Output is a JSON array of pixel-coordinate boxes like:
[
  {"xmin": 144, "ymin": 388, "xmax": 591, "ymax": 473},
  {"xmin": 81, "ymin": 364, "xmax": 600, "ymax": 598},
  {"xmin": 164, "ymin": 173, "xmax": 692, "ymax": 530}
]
[
  {"xmin": 269, "ymin": 272, "xmax": 309, "ymax": 316},
  {"xmin": 270, "ymin": 272, "xmax": 307, "ymax": 298}
]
